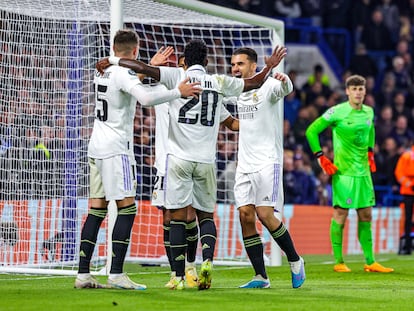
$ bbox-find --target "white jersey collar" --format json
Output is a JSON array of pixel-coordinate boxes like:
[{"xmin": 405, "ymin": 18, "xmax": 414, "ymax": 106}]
[{"xmin": 186, "ymin": 64, "xmax": 206, "ymax": 73}]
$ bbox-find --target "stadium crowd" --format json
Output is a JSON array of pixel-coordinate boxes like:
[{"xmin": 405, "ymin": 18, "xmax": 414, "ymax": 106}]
[{"xmin": 191, "ymin": 0, "xmax": 414, "ymax": 206}]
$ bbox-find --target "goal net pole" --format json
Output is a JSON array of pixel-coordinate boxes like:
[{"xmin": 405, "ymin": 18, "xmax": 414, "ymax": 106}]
[{"xmin": 103, "ymin": 0, "xmax": 125, "ymax": 276}]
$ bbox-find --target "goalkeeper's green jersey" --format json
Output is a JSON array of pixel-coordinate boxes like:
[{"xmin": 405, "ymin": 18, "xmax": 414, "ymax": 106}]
[{"xmin": 306, "ymin": 102, "xmax": 375, "ymax": 177}]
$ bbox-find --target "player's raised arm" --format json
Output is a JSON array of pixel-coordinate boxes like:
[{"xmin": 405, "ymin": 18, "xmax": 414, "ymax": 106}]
[
  {"xmin": 242, "ymin": 45, "xmax": 286, "ymax": 92},
  {"xmin": 96, "ymin": 57, "xmax": 162, "ymax": 81},
  {"xmin": 149, "ymin": 46, "xmax": 175, "ymax": 66}
]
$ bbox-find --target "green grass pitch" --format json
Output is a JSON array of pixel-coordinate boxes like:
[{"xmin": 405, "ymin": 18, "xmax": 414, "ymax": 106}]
[{"xmin": 0, "ymin": 254, "xmax": 412, "ymax": 311}]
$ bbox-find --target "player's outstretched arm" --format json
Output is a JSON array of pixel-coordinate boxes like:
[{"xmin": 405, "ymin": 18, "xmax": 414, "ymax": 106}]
[
  {"xmin": 243, "ymin": 45, "xmax": 286, "ymax": 92},
  {"xmin": 136, "ymin": 46, "xmax": 175, "ymax": 81},
  {"xmin": 132, "ymin": 77, "xmax": 200, "ymax": 107},
  {"xmin": 96, "ymin": 57, "xmax": 162, "ymax": 81}
]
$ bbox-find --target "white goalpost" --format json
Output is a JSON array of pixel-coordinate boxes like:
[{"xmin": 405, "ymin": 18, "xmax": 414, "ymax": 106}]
[{"xmin": 0, "ymin": 0, "xmax": 284, "ymax": 275}]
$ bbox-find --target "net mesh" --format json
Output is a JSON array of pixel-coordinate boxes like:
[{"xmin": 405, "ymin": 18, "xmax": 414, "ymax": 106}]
[{"xmin": 0, "ymin": 0, "xmax": 281, "ymax": 273}]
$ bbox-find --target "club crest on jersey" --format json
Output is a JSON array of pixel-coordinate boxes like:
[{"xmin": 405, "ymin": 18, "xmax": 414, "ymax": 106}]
[
  {"xmin": 128, "ymin": 69, "xmax": 137, "ymax": 76},
  {"xmin": 253, "ymin": 93, "xmax": 259, "ymax": 103}
]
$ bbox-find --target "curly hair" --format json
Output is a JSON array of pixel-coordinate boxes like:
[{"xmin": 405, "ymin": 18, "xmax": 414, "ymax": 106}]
[{"xmin": 184, "ymin": 39, "xmax": 208, "ymax": 67}]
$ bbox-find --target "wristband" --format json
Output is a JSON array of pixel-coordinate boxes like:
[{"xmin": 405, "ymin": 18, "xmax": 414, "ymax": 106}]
[
  {"xmin": 108, "ymin": 56, "xmax": 120, "ymax": 66},
  {"xmin": 314, "ymin": 151, "xmax": 324, "ymax": 158}
]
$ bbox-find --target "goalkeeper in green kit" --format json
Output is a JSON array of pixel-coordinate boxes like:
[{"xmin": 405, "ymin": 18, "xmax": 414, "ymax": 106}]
[{"xmin": 305, "ymin": 75, "xmax": 393, "ymax": 273}]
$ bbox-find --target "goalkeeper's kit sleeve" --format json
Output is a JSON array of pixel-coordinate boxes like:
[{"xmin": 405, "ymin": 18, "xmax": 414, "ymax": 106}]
[{"xmin": 306, "ymin": 117, "xmax": 337, "ymax": 175}]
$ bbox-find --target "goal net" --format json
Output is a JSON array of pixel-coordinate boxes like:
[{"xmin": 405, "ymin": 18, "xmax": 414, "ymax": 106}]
[{"xmin": 0, "ymin": 0, "xmax": 284, "ymax": 274}]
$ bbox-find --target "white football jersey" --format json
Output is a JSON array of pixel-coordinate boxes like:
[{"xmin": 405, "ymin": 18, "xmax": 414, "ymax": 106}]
[
  {"xmin": 88, "ymin": 66, "xmax": 180, "ymax": 159},
  {"xmin": 153, "ymin": 84, "xmax": 169, "ymax": 175},
  {"xmin": 88, "ymin": 66, "xmax": 141, "ymax": 159},
  {"xmin": 236, "ymin": 74, "xmax": 293, "ymax": 173},
  {"xmin": 159, "ymin": 65, "xmax": 244, "ymax": 163}
]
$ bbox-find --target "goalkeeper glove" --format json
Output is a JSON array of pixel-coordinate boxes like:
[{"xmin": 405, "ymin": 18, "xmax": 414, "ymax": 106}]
[
  {"xmin": 368, "ymin": 148, "xmax": 376, "ymax": 173},
  {"xmin": 315, "ymin": 151, "xmax": 338, "ymax": 175}
]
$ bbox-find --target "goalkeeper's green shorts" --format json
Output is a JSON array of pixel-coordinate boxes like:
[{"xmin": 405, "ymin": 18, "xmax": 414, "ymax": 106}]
[{"xmin": 332, "ymin": 174, "xmax": 376, "ymax": 208}]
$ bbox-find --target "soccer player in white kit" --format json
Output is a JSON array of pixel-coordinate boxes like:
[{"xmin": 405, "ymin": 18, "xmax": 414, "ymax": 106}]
[
  {"xmin": 230, "ymin": 47, "xmax": 305, "ymax": 289},
  {"xmin": 74, "ymin": 30, "xmax": 201, "ymax": 290},
  {"xmin": 101, "ymin": 39, "xmax": 287, "ymax": 290},
  {"xmin": 151, "ymin": 55, "xmax": 200, "ymax": 288}
]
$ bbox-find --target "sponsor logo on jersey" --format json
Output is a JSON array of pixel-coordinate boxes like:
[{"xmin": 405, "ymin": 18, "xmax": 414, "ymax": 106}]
[
  {"xmin": 128, "ymin": 69, "xmax": 137, "ymax": 76},
  {"xmin": 237, "ymin": 103, "xmax": 258, "ymax": 120}
]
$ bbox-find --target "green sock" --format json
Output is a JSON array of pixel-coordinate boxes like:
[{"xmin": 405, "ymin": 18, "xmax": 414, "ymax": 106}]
[
  {"xmin": 358, "ymin": 221, "xmax": 375, "ymax": 265},
  {"xmin": 330, "ymin": 219, "xmax": 344, "ymax": 264}
]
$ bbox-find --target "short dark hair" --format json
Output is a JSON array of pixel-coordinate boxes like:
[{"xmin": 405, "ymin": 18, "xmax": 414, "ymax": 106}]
[
  {"xmin": 184, "ymin": 39, "xmax": 208, "ymax": 67},
  {"xmin": 345, "ymin": 74, "xmax": 366, "ymax": 87},
  {"xmin": 113, "ymin": 29, "xmax": 138, "ymax": 54},
  {"xmin": 232, "ymin": 47, "xmax": 258, "ymax": 63}
]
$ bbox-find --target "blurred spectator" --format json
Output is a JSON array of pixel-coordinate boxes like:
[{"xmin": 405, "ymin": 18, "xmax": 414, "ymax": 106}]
[
  {"xmin": 364, "ymin": 93, "xmax": 377, "ymax": 110},
  {"xmin": 305, "ymin": 63, "xmax": 330, "ymax": 87},
  {"xmin": 392, "ymin": 91, "xmax": 411, "ymax": 123},
  {"xmin": 310, "ymin": 94, "xmax": 329, "ymax": 115},
  {"xmin": 292, "ymin": 106, "xmax": 318, "ymax": 150},
  {"xmin": 350, "ymin": 0, "xmax": 376, "ymax": 45},
  {"xmin": 375, "ymin": 105, "xmax": 394, "ymax": 146},
  {"xmin": 387, "ymin": 55, "xmax": 412, "ymax": 92},
  {"xmin": 273, "ymin": 0, "xmax": 302, "ymax": 18},
  {"xmin": 398, "ymin": 14, "xmax": 414, "ymax": 42},
  {"xmin": 283, "ymin": 119, "xmax": 297, "ymax": 151},
  {"xmin": 216, "ymin": 133, "xmax": 237, "ymax": 175},
  {"xmin": 299, "ymin": 0, "xmax": 323, "ymax": 26},
  {"xmin": 283, "ymin": 151, "xmax": 318, "ymax": 204},
  {"xmin": 390, "ymin": 115, "xmax": 414, "ymax": 149},
  {"xmin": 360, "ymin": 9, "xmax": 394, "ymax": 51},
  {"xmin": 284, "ymin": 87, "xmax": 301, "ymax": 125},
  {"xmin": 347, "ymin": 43, "xmax": 378, "ymax": 78},
  {"xmin": 326, "ymin": 89, "xmax": 345, "ymax": 109},
  {"xmin": 365, "ymin": 75, "xmax": 376, "ymax": 96},
  {"xmin": 376, "ymin": 0, "xmax": 401, "ymax": 44},
  {"xmin": 375, "ymin": 71, "xmax": 397, "ymax": 108},
  {"xmin": 287, "ymin": 69, "xmax": 303, "ymax": 102},
  {"xmin": 315, "ymin": 170, "xmax": 332, "ymax": 206},
  {"xmin": 395, "ymin": 38, "xmax": 412, "ymax": 59},
  {"xmin": 301, "ymin": 81, "xmax": 331, "ymax": 106},
  {"xmin": 374, "ymin": 136, "xmax": 401, "ymax": 190},
  {"xmin": 322, "ymin": 0, "xmax": 350, "ymax": 29}
]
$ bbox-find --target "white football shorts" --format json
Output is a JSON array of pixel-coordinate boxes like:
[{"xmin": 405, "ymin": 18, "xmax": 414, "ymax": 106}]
[
  {"xmin": 165, "ymin": 154, "xmax": 216, "ymax": 212},
  {"xmin": 151, "ymin": 174, "xmax": 165, "ymax": 208},
  {"xmin": 234, "ymin": 163, "xmax": 283, "ymax": 210},
  {"xmin": 89, "ymin": 155, "xmax": 137, "ymax": 201}
]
